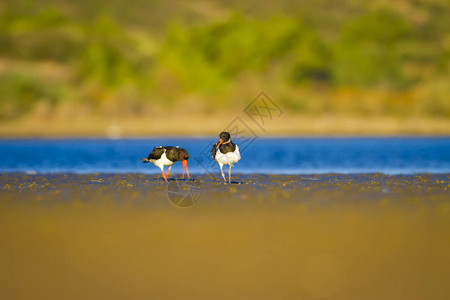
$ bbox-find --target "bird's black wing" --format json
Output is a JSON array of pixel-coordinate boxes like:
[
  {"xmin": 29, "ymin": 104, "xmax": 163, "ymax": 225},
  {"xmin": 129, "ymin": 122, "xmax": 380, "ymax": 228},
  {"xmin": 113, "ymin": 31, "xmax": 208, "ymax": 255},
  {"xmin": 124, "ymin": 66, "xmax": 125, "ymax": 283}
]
[
  {"xmin": 211, "ymin": 143, "xmax": 218, "ymax": 159},
  {"xmin": 165, "ymin": 147, "xmax": 181, "ymax": 162},
  {"xmin": 147, "ymin": 147, "xmax": 165, "ymax": 160}
]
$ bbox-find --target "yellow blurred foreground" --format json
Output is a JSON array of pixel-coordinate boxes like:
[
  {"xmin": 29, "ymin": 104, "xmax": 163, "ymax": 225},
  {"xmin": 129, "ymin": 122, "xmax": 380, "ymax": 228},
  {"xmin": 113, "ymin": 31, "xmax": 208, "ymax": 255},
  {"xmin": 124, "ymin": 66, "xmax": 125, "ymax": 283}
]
[{"xmin": 1, "ymin": 173, "xmax": 449, "ymax": 299}]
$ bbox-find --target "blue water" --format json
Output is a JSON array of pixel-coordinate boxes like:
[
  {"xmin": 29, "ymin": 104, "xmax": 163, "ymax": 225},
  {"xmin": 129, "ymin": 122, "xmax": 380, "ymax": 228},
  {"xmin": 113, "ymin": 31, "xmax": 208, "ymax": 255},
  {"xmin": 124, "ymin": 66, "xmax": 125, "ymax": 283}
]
[{"xmin": 0, "ymin": 137, "xmax": 449, "ymax": 174}]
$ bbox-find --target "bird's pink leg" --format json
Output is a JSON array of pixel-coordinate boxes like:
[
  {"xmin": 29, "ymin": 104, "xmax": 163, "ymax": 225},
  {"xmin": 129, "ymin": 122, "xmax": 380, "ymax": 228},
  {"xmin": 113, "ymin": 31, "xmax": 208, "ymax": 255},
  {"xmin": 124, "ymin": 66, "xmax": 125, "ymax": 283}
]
[{"xmin": 219, "ymin": 164, "xmax": 226, "ymax": 183}]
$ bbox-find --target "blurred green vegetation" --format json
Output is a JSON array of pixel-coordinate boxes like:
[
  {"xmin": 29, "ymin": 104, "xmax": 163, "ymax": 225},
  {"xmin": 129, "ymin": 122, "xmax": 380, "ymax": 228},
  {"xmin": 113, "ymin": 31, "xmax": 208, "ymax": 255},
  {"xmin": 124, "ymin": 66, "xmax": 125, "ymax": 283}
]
[{"xmin": 0, "ymin": 0, "xmax": 449, "ymax": 120}]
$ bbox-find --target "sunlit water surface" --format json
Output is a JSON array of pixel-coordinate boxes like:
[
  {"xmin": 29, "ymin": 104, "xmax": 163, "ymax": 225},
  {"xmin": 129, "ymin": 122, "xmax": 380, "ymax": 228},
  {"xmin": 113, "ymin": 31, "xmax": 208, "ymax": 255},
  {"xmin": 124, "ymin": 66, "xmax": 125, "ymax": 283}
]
[{"xmin": 1, "ymin": 137, "xmax": 449, "ymax": 174}]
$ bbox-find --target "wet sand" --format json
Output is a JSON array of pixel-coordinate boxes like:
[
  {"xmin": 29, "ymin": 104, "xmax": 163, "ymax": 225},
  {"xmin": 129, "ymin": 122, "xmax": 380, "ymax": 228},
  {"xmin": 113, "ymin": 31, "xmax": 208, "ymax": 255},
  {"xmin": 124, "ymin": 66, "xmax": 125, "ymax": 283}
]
[{"xmin": 1, "ymin": 173, "xmax": 449, "ymax": 299}]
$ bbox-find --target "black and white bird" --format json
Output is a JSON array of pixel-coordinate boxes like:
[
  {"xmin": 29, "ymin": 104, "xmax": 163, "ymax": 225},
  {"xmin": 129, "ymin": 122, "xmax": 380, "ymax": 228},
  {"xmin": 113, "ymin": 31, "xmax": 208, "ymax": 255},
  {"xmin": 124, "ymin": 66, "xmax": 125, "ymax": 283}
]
[
  {"xmin": 141, "ymin": 146, "xmax": 190, "ymax": 182},
  {"xmin": 212, "ymin": 132, "xmax": 241, "ymax": 183}
]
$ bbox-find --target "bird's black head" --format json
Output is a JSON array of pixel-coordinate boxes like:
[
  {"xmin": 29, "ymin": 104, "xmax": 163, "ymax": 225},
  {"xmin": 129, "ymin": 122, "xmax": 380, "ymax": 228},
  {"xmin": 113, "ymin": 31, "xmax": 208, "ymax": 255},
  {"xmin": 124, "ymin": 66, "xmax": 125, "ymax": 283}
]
[
  {"xmin": 178, "ymin": 148, "xmax": 189, "ymax": 160},
  {"xmin": 219, "ymin": 131, "xmax": 231, "ymax": 142}
]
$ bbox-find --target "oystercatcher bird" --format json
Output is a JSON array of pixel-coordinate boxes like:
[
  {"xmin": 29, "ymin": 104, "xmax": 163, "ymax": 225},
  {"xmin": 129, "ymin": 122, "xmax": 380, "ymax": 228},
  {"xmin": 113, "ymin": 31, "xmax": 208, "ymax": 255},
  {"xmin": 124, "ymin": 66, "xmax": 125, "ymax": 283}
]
[
  {"xmin": 141, "ymin": 146, "xmax": 190, "ymax": 182},
  {"xmin": 212, "ymin": 131, "xmax": 241, "ymax": 183}
]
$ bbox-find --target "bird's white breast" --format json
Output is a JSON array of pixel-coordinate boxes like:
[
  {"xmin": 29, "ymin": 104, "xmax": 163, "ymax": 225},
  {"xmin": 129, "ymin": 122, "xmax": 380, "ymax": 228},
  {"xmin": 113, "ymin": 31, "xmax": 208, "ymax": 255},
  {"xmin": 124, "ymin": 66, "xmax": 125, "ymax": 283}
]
[
  {"xmin": 151, "ymin": 152, "xmax": 174, "ymax": 168},
  {"xmin": 215, "ymin": 145, "xmax": 241, "ymax": 165}
]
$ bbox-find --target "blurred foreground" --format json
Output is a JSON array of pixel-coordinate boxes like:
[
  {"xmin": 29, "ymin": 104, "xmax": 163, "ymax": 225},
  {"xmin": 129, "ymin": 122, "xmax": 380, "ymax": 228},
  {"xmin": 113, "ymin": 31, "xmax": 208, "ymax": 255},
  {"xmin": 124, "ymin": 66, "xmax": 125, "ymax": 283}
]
[{"xmin": 1, "ymin": 173, "xmax": 449, "ymax": 299}]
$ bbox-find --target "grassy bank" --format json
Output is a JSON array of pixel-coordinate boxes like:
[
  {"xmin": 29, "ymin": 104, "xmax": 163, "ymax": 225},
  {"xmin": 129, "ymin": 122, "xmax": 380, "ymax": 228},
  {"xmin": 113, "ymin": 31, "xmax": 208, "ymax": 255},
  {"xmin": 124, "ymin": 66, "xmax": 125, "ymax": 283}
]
[{"xmin": 1, "ymin": 1, "xmax": 449, "ymax": 136}]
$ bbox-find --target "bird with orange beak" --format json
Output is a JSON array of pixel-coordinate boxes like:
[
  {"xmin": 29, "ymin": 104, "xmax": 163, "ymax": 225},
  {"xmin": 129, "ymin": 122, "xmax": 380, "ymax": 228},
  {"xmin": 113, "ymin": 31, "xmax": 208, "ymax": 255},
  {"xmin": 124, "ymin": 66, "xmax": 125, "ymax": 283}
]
[
  {"xmin": 141, "ymin": 146, "xmax": 189, "ymax": 182},
  {"xmin": 212, "ymin": 132, "xmax": 241, "ymax": 183}
]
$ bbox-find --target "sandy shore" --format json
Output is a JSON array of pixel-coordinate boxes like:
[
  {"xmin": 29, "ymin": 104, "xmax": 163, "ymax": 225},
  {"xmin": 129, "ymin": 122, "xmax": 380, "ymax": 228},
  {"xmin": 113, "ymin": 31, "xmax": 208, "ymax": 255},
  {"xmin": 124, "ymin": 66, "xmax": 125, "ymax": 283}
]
[
  {"xmin": 1, "ymin": 115, "xmax": 450, "ymax": 137},
  {"xmin": 1, "ymin": 173, "xmax": 449, "ymax": 299}
]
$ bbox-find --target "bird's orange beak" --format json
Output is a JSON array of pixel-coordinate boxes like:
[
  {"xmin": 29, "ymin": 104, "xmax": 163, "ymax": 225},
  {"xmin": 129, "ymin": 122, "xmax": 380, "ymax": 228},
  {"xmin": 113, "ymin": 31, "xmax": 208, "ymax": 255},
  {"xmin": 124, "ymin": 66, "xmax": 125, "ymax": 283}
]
[{"xmin": 215, "ymin": 139, "xmax": 223, "ymax": 149}]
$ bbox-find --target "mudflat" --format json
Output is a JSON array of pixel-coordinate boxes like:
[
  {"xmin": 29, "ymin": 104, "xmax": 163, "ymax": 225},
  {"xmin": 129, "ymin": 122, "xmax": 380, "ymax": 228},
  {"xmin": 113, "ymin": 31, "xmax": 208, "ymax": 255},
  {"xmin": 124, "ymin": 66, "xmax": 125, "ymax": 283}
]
[{"xmin": 1, "ymin": 173, "xmax": 449, "ymax": 299}]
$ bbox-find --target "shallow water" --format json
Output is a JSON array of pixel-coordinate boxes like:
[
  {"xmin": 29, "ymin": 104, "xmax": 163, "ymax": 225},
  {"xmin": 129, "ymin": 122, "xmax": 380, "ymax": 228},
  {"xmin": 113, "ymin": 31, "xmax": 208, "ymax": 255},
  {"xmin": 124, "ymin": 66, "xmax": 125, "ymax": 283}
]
[{"xmin": 0, "ymin": 137, "xmax": 449, "ymax": 174}]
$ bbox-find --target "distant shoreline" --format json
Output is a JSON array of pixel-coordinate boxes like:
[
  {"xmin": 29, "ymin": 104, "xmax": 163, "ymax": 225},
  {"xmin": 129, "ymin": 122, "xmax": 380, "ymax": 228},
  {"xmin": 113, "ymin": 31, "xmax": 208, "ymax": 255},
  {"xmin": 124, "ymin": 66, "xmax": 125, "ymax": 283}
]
[{"xmin": 1, "ymin": 115, "xmax": 449, "ymax": 137}]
